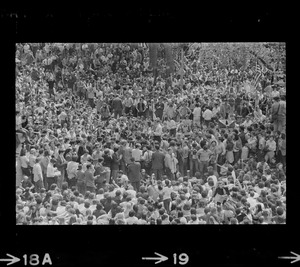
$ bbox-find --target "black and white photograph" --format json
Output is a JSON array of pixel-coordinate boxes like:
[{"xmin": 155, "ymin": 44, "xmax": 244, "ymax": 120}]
[{"xmin": 15, "ymin": 42, "xmax": 286, "ymax": 226}]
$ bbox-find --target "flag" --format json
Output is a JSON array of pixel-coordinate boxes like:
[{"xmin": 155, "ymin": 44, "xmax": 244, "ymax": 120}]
[
  {"xmin": 255, "ymin": 62, "xmax": 261, "ymax": 73},
  {"xmin": 174, "ymin": 60, "xmax": 181, "ymax": 70},
  {"xmin": 262, "ymin": 65, "xmax": 268, "ymax": 74},
  {"xmin": 218, "ymin": 119, "xmax": 235, "ymax": 129},
  {"xmin": 258, "ymin": 60, "xmax": 268, "ymax": 74},
  {"xmin": 254, "ymin": 72, "xmax": 262, "ymax": 88},
  {"xmin": 148, "ymin": 43, "xmax": 158, "ymax": 70}
]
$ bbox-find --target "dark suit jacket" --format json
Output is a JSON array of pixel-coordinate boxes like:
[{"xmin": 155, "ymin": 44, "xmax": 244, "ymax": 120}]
[
  {"xmin": 112, "ymin": 97, "xmax": 123, "ymax": 111},
  {"xmin": 56, "ymin": 155, "xmax": 67, "ymax": 172},
  {"xmin": 151, "ymin": 151, "xmax": 165, "ymax": 170},
  {"xmin": 127, "ymin": 162, "xmax": 141, "ymax": 182}
]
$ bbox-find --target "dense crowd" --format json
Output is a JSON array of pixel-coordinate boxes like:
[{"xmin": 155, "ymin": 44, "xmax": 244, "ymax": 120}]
[{"xmin": 16, "ymin": 43, "xmax": 286, "ymax": 225}]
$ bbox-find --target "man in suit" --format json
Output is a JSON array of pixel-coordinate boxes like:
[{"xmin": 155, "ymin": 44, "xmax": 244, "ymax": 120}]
[
  {"xmin": 127, "ymin": 157, "xmax": 141, "ymax": 192},
  {"xmin": 219, "ymin": 98, "xmax": 227, "ymax": 119},
  {"xmin": 122, "ymin": 141, "xmax": 132, "ymax": 175},
  {"xmin": 111, "ymin": 94, "xmax": 123, "ymax": 119},
  {"xmin": 271, "ymin": 95, "xmax": 286, "ymax": 133},
  {"xmin": 154, "ymin": 98, "xmax": 165, "ymax": 120},
  {"xmin": 56, "ymin": 149, "xmax": 68, "ymax": 188},
  {"xmin": 151, "ymin": 145, "xmax": 165, "ymax": 180}
]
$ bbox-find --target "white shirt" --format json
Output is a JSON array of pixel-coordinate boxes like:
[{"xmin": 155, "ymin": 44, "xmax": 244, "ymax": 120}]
[
  {"xmin": 179, "ymin": 217, "xmax": 188, "ymax": 224},
  {"xmin": 126, "ymin": 189, "xmax": 137, "ymax": 199},
  {"xmin": 16, "ymin": 115, "xmax": 22, "ymax": 128},
  {"xmin": 254, "ymin": 186, "xmax": 263, "ymax": 195},
  {"xmin": 266, "ymin": 140, "xmax": 276, "ymax": 152},
  {"xmin": 132, "ymin": 149, "xmax": 142, "ymax": 162},
  {"xmin": 154, "ymin": 123, "xmax": 163, "ymax": 136},
  {"xmin": 125, "ymin": 216, "xmax": 139, "ymax": 225},
  {"xmin": 33, "ymin": 163, "xmax": 43, "ymax": 182},
  {"xmin": 56, "ymin": 206, "xmax": 66, "ymax": 216},
  {"xmin": 247, "ymin": 196, "xmax": 258, "ymax": 209},
  {"xmin": 259, "ymin": 137, "xmax": 266, "ymax": 149},
  {"xmin": 90, "ymin": 205, "xmax": 97, "ymax": 213},
  {"xmin": 188, "ymin": 219, "xmax": 200, "ymax": 224},
  {"xmin": 202, "ymin": 109, "xmax": 213, "ymax": 120},
  {"xmin": 28, "ymin": 154, "xmax": 36, "ymax": 167},
  {"xmin": 162, "ymin": 187, "xmax": 173, "ymax": 200},
  {"xmin": 67, "ymin": 161, "xmax": 79, "ymax": 179},
  {"xmin": 167, "ymin": 120, "xmax": 177, "ymax": 130},
  {"xmin": 20, "ymin": 155, "xmax": 29, "ymax": 168},
  {"xmin": 271, "ymin": 90, "xmax": 280, "ymax": 98},
  {"xmin": 58, "ymin": 111, "xmax": 67, "ymax": 121},
  {"xmin": 138, "ymin": 219, "xmax": 148, "ymax": 225},
  {"xmin": 193, "ymin": 107, "xmax": 201, "ymax": 117},
  {"xmin": 47, "ymin": 163, "xmax": 58, "ymax": 177},
  {"xmin": 242, "ymin": 119, "xmax": 253, "ymax": 128},
  {"xmin": 119, "ymin": 174, "xmax": 129, "ymax": 185},
  {"xmin": 96, "ymin": 193, "xmax": 104, "ymax": 201}
]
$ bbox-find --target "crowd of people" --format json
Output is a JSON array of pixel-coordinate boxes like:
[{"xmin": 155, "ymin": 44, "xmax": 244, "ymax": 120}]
[{"xmin": 16, "ymin": 43, "xmax": 286, "ymax": 225}]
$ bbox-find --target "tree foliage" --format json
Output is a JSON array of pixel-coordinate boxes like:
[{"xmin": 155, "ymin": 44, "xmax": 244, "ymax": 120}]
[{"xmin": 171, "ymin": 42, "xmax": 285, "ymax": 73}]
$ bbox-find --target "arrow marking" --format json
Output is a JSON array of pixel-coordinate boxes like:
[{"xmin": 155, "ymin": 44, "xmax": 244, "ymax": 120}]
[
  {"xmin": 142, "ymin": 252, "xmax": 168, "ymax": 264},
  {"xmin": 279, "ymin": 251, "xmax": 300, "ymax": 264},
  {"xmin": 0, "ymin": 254, "xmax": 20, "ymax": 266}
]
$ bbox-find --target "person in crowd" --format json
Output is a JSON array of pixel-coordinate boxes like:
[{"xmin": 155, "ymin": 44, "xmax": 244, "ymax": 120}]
[
  {"xmin": 84, "ymin": 163, "xmax": 98, "ymax": 193},
  {"xmin": 56, "ymin": 149, "xmax": 68, "ymax": 188},
  {"xmin": 127, "ymin": 157, "xmax": 141, "ymax": 192},
  {"xmin": 46, "ymin": 158, "xmax": 59, "ymax": 190},
  {"xmin": 32, "ymin": 157, "xmax": 44, "ymax": 192},
  {"xmin": 151, "ymin": 145, "xmax": 165, "ymax": 181}
]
